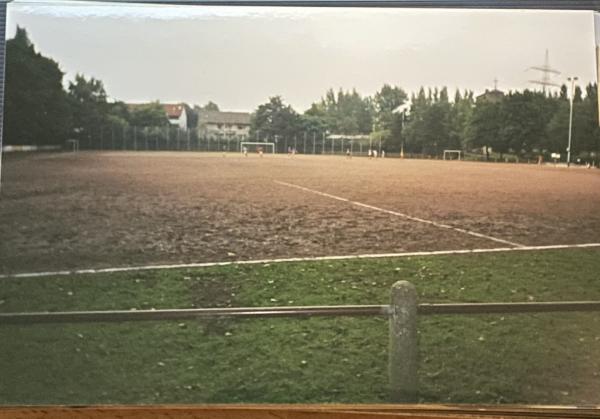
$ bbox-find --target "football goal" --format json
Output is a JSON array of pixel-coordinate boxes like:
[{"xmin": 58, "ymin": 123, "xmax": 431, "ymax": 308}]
[
  {"xmin": 240, "ymin": 142, "xmax": 275, "ymax": 154},
  {"xmin": 443, "ymin": 149, "xmax": 462, "ymax": 160}
]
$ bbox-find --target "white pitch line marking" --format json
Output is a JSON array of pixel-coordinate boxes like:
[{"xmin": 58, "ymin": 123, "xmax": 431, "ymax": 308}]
[
  {"xmin": 274, "ymin": 180, "xmax": 526, "ymax": 248},
  {"xmin": 1, "ymin": 243, "xmax": 599, "ymax": 280}
]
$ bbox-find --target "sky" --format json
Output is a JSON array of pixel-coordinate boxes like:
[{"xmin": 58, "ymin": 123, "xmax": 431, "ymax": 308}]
[{"xmin": 6, "ymin": 1, "xmax": 598, "ymax": 112}]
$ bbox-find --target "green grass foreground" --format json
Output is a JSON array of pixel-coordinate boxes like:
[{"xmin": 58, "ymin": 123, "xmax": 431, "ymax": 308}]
[{"xmin": 1, "ymin": 249, "xmax": 599, "ymax": 405}]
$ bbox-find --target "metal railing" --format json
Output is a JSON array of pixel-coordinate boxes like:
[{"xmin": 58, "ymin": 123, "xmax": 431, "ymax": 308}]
[
  {"xmin": 2, "ymin": 301, "xmax": 600, "ymax": 324},
  {"xmin": 2, "ymin": 281, "xmax": 600, "ymax": 402}
]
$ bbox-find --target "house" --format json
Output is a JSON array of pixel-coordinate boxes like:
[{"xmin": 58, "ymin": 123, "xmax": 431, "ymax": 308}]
[
  {"xmin": 126, "ymin": 103, "xmax": 188, "ymax": 129},
  {"xmin": 163, "ymin": 104, "xmax": 188, "ymax": 129},
  {"xmin": 197, "ymin": 110, "xmax": 251, "ymax": 139},
  {"xmin": 476, "ymin": 89, "xmax": 504, "ymax": 104}
]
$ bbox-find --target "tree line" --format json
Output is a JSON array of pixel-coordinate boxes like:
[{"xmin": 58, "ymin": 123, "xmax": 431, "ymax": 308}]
[
  {"xmin": 5, "ymin": 27, "xmax": 185, "ymax": 147},
  {"xmin": 5, "ymin": 26, "xmax": 600, "ymax": 161},
  {"xmin": 251, "ymin": 84, "xmax": 600, "ymax": 161}
]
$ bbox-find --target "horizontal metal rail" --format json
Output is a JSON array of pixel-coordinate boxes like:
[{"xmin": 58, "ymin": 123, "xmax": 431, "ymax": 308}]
[
  {"xmin": 418, "ymin": 301, "xmax": 600, "ymax": 315},
  {"xmin": 0, "ymin": 305, "xmax": 391, "ymax": 324},
  {"xmin": 63, "ymin": 0, "xmax": 600, "ymax": 11},
  {"xmin": 1, "ymin": 301, "xmax": 600, "ymax": 325}
]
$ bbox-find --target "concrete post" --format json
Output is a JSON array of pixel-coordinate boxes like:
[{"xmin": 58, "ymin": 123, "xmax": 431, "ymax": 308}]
[{"xmin": 389, "ymin": 280, "xmax": 418, "ymax": 403}]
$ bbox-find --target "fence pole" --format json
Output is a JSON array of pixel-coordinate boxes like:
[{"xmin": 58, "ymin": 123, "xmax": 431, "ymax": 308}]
[{"xmin": 389, "ymin": 280, "xmax": 418, "ymax": 403}]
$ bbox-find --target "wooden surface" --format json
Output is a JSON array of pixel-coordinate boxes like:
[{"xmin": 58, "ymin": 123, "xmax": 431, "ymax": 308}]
[{"xmin": 1, "ymin": 404, "xmax": 599, "ymax": 419}]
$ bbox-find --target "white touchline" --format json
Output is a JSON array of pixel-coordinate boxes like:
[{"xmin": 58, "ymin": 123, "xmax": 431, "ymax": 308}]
[
  {"xmin": 1, "ymin": 243, "xmax": 599, "ymax": 280},
  {"xmin": 274, "ymin": 180, "xmax": 526, "ymax": 248}
]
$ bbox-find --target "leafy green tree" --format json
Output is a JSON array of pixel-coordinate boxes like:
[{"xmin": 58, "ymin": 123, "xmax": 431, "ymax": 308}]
[
  {"xmin": 4, "ymin": 27, "xmax": 71, "ymax": 145},
  {"xmin": 373, "ymin": 84, "xmax": 407, "ymax": 151},
  {"xmin": 579, "ymin": 83, "xmax": 600, "ymax": 156},
  {"xmin": 299, "ymin": 113, "xmax": 328, "ymax": 135},
  {"xmin": 184, "ymin": 104, "xmax": 197, "ymax": 129},
  {"xmin": 306, "ymin": 88, "xmax": 373, "ymax": 135},
  {"xmin": 499, "ymin": 90, "xmax": 554, "ymax": 157},
  {"xmin": 403, "ymin": 86, "xmax": 453, "ymax": 155},
  {"xmin": 449, "ymin": 89, "xmax": 474, "ymax": 150},
  {"xmin": 129, "ymin": 102, "xmax": 169, "ymax": 127},
  {"xmin": 250, "ymin": 96, "xmax": 301, "ymax": 143},
  {"xmin": 201, "ymin": 101, "xmax": 220, "ymax": 112},
  {"xmin": 547, "ymin": 83, "xmax": 600, "ymax": 159},
  {"xmin": 466, "ymin": 101, "xmax": 504, "ymax": 160},
  {"xmin": 68, "ymin": 74, "xmax": 109, "ymax": 141},
  {"xmin": 106, "ymin": 101, "xmax": 130, "ymax": 127}
]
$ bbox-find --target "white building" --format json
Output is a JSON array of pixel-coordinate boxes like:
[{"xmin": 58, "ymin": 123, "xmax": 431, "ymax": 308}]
[{"xmin": 197, "ymin": 110, "xmax": 251, "ymax": 139}]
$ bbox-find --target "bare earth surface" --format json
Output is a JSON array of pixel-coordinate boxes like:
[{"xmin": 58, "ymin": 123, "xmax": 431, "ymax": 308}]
[{"xmin": 1, "ymin": 151, "xmax": 599, "ymax": 274}]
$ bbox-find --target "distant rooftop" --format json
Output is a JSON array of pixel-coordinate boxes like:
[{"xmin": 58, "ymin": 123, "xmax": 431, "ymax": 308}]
[
  {"xmin": 199, "ymin": 111, "xmax": 251, "ymax": 125},
  {"xmin": 476, "ymin": 89, "xmax": 505, "ymax": 103},
  {"xmin": 127, "ymin": 103, "xmax": 186, "ymax": 119},
  {"xmin": 163, "ymin": 104, "xmax": 186, "ymax": 119}
]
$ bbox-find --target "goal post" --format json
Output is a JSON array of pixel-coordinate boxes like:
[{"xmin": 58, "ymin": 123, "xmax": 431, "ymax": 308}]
[
  {"xmin": 443, "ymin": 150, "xmax": 462, "ymax": 160},
  {"xmin": 66, "ymin": 139, "xmax": 80, "ymax": 152},
  {"xmin": 240, "ymin": 142, "xmax": 275, "ymax": 154}
]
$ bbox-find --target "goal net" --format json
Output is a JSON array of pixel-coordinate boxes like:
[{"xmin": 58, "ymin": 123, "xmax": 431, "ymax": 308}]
[
  {"xmin": 240, "ymin": 142, "xmax": 275, "ymax": 154},
  {"xmin": 443, "ymin": 149, "xmax": 462, "ymax": 160}
]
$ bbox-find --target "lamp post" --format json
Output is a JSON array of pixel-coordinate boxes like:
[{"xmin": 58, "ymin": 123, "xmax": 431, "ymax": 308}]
[
  {"xmin": 567, "ymin": 76, "xmax": 578, "ymax": 167},
  {"xmin": 394, "ymin": 103, "xmax": 411, "ymax": 159},
  {"xmin": 400, "ymin": 110, "xmax": 407, "ymax": 158}
]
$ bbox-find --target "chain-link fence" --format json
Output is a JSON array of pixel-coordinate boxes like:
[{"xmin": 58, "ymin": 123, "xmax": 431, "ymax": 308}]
[
  {"xmin": 73, "ymin": 126, "xmax": 388, "ymax": 157},
  {"xmin": 69, "ymin": 126, "xmax": 599, "ymax": 167}
]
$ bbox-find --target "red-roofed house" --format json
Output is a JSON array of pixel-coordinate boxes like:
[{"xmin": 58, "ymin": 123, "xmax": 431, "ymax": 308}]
[
  {"xmin": 126, "ymin": 102, "xmax": 189, "ymax": 129},
  {"xmin": 163, "ymin": 103, "xmax": 188, "ymax": 129}
]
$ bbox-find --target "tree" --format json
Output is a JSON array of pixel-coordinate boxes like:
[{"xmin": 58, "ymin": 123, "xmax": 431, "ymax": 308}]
[
  {"xmin": 129, "ymin": 102, "xmax": 169, "ymax": 127},
  {"xmin": 250, "ymin": 96, "xmax": 301, "ymax": 144},
  {"xmin": 449, "ymin": 89, "xmax": 474, "ymax": 150},
  {"xmin": 299, "ymin": 113, "xmax": 328, "ymax": 135},
  {"xmin": 499, "ymin": 90, "xmax": 553, "ymax": 157},
  {"xmin": 4, "ymin": 27, "xmax": 71, "ymax": 145},
  {"xmin": 201, "ymin": 101, "xmax": 220, "ymax": 112},
  {"xmin": 547, "ymin": 83, "xmax": 600, "ymax": 159},
  {"xmin": 373, "ymin": 84, "xmax": 408, "ymax": 151},
  {"xmin": 306, "ymin": 88, "xmax": 373, "ymax": 135},
  {"xmin": 466, "ymin": 101, "xmax": 504, "ymax": 160},
  {"xmin": 68, "ymin": 74, "xmax": 109, "ymax": 142},
  {"xmin": 403, "ymin": 86, "xmax": 453, "ymax": 155},
  {"xmin": 103, "ymin": 101, "xmax": 130, "ymax": 132}
]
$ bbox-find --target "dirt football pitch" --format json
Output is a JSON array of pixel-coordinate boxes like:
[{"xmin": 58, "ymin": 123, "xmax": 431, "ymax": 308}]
[{"xmin": 1, "ymin": 151, "xmax": 600, "ymax": 275}]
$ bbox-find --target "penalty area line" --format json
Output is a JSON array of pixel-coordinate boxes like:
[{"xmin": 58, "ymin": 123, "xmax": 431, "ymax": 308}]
[
  {"xmin": 274, "ymin": 180, "xmax": 525, "ymax": 248},
  {"xmin": 1, "ymin": 242, "xmax": 600, "ymax": 280}
]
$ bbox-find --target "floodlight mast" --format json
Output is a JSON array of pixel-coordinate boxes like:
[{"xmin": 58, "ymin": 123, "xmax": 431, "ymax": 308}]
[{"xmin": 567, "ymin": 76, "xmax": 579, "ymax": 167}]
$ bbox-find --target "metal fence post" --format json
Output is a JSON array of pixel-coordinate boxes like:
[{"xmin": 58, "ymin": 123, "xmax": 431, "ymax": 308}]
[{"xmin": 389, "ymin": 280, "xmax": 418, "ymax": 403}]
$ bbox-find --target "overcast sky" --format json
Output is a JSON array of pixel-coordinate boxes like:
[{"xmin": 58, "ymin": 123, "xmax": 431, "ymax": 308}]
[{"xmin": 6, "ymin": 1, "xmax": 598, "ymax": 112}]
